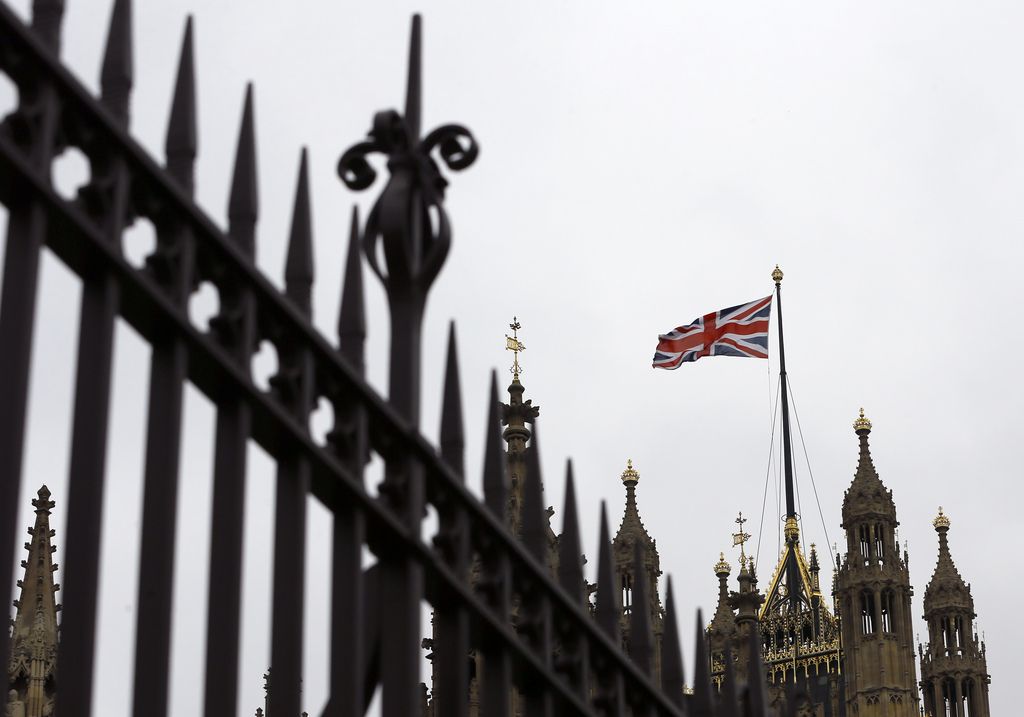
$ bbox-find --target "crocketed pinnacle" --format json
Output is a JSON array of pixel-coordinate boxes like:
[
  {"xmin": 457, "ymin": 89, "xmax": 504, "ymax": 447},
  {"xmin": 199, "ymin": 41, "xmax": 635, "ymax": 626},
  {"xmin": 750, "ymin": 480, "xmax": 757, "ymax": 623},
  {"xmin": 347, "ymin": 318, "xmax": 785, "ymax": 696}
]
[
  {"xmin": 709, "ymin": 552, "xmax": 737, "ymax": 640},
  {"xmin": 9, "ymin": 486, "xmax": 60, "ymax": 714},
  {"xmin": 924, "ymin": 507, "xmax": 972, "ymax": 611},
  {"xmin": 614, "ymin": 459, "xmax": 654, "ymax": 548},
  {"xmin": 842, "ymin": 407, "xmax": 895, "ymax": 523}
]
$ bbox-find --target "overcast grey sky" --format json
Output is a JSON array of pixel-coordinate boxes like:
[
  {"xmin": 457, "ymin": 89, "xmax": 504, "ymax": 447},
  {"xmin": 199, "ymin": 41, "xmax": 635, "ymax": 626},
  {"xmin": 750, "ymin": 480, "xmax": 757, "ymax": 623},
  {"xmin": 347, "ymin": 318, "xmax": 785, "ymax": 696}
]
[{"xmin": 2, "ymin": 0, "xmax": 1020, "ymax": 715}]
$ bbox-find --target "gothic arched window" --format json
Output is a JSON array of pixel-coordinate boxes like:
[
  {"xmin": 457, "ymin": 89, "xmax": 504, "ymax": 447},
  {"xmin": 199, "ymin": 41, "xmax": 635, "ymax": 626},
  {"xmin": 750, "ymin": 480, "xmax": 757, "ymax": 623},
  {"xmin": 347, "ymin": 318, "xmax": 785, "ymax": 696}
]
[
  {"xmin": 880, "ymin": 590, "xmax": 895, "ymax": 633},
  {"xmin": 858, "ymin": 525, "xmax": 871, "ymax": 566},
  {"xmin": 859, "ymin": 590, "xmax": 876, "ymax": 634},
  {"xmin": 874, "ymin": 523, "xmax": 885, "ymax": 566},
  {"xmin": 621, "ymin": 572, "xmax": 632, "ymax": 615}
]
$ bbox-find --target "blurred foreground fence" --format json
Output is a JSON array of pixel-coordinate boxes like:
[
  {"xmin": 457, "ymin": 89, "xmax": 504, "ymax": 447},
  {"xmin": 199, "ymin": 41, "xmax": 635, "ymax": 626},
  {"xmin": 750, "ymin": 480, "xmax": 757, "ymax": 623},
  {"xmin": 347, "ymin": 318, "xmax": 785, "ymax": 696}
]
[{"xmin": 0, "ymin": 2, "xmax": 786, "ymax": 715}]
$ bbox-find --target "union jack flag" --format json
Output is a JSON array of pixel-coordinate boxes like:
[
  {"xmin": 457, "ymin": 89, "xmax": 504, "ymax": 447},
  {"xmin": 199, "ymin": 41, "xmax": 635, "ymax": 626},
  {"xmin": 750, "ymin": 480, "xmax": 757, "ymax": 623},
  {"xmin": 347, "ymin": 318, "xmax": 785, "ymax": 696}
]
[{"xmin": 652, "ymin": 295, "xmax": 772, "ymax": 369}]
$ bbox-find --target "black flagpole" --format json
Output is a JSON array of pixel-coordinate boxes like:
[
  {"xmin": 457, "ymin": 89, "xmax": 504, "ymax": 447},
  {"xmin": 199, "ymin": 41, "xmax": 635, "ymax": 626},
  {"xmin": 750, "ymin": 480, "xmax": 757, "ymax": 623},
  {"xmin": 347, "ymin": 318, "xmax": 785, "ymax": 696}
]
[
  {"xmin": 773, "ymin": 265, "xmax": 797, "ymax": 523},
  {"xmin": 773, "ymin": 265, "xmax": 801, "ymax": 616}
]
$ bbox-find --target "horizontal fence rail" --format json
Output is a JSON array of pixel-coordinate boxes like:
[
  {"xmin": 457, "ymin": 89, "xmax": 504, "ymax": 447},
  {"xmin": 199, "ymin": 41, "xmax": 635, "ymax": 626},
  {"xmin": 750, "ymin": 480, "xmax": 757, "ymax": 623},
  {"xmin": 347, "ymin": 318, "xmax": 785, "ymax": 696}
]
[{"xmin": 0, "ymin": 2, "xmax": 788, "ymax": 716}]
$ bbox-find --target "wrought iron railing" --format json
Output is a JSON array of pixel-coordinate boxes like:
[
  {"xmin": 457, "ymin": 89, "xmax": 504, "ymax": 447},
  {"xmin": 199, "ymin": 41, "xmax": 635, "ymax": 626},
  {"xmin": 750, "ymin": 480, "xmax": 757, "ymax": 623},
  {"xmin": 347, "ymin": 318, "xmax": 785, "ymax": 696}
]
[{"xmin": 0, "ymin": 2, "xmax": 784, "ymax": 715}]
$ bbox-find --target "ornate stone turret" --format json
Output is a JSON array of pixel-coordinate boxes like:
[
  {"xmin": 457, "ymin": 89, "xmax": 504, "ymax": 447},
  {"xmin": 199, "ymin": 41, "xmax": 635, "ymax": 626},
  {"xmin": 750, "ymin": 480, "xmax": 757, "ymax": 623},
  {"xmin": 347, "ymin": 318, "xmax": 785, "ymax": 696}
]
[
  {"xmin": 708, "ymin": 553, "xmax": 737, "ymax": 688},
  {"xmin": 919, "ymin": 509, "xmax": 990, "ymax": 717},
  {"xmin": 8, "ymin": 486, "xmax": 60, "ymax": 717},
  {"xmin": 835, "ymin": 410, "xmax": 919, "ymax": 716},
  {"xmin": 611, "ymin": 460, "xmax": 664, "ymax": 683}
]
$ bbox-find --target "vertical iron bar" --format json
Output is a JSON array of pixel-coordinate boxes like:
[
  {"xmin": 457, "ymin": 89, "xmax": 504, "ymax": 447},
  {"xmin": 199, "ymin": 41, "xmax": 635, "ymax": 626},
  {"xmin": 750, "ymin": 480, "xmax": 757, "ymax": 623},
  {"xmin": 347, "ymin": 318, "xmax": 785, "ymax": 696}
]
[
  {"xmin": 268, "ymin": 149, "xmax": 315, "ymax": 717},
  {"xmin": 480, "ymin": 373, "xmax": 510, "ymax": 717},
  {"xmin": 325, "ymin": 206, "xmax": 366, "ymax": 717},
  {"xmin": 432, "ymin": 322, "xmax": 469, "ymax": 717},
  {"xmin": 56, "ymin": 1, "xmax": 133, "ymax": 710},
  {"xmin": 0, "ymin": 0, "xmax": 66, "ymax": 672},
  {"xmin": 131, "ymin": 16, "xmax": 195, "ymax": 715},
  {"xmin": 202, "ymin": 83, "xmax": 257, "ymax": 717}
]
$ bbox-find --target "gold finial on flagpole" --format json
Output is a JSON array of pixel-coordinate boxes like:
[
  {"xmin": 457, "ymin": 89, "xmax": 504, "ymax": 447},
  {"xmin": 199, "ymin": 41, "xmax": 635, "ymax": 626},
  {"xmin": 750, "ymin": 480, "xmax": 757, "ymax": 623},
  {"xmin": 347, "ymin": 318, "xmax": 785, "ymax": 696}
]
[
  {"xmin": 505, "ymin": 316, "xmax": 525, "ymax": 380},
  {"xmin": 772, "ymin": 264, "xmax": 784, "ymax": 285}
]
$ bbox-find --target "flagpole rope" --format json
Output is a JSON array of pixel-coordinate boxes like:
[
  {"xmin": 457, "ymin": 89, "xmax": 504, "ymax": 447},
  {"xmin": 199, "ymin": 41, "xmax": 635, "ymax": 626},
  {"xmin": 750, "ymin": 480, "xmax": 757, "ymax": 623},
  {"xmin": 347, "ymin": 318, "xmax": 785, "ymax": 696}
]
[
  {"xmin": 756, "ymin": 377, "xmax": 781, "ymax": 571},
  {"xmin": 786, "ymin": 375, "xmax": 837, "ymax": 571}
]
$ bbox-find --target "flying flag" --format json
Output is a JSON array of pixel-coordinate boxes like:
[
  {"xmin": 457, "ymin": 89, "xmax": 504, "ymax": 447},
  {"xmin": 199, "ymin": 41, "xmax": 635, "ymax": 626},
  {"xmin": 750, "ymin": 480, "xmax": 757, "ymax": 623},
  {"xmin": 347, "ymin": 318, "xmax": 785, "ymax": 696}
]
[{"xmin": 652, "ymin": 295, "xmax": 772, "ymax": 369}]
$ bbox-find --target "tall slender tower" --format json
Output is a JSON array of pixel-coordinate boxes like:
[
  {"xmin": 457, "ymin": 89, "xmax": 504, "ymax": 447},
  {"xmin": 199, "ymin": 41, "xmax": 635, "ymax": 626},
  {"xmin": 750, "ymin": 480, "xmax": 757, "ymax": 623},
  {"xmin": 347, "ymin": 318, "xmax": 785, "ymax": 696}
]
[
  {"xmin": 918, "ymin": 509, "xmax": 990, "ymax": 717},
  {"xmin": 7, "ymin": 486, "xmax": 60, "ymax": 717},
  {"xmin": 611, "ymin": 460, "xmax": 665, "ymax": 684},
  {"xmin": 834, "ymin": 411, "xmax": 919, "ymax": 716}
]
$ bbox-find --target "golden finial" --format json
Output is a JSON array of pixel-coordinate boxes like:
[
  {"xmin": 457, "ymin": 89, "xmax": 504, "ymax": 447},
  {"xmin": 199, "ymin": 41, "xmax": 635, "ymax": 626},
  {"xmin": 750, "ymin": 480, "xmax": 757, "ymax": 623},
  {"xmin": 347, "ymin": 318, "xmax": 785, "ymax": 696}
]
[
  {"xmin": 933, "ymin": 506, "xmax": 950, "ymax": 529},
  {"xmin": 620, "ymin": 458, "xmax": 640, "ymax": 486},
  {"xmin": 714, "ymin": 552, "xmax": 731, "ymax": 575},
  {"xmin": 505, "ymin": 316, "xmax": 525, "ymax": 380},
  {"xmin": 732, "ymin": 511, "xmax": 751, "ymax": 564},
  {"xmin": 784, "ymin": 515, "xmax": 800, "ymax": 541},
  {"xmin": 853, "ymin": 407, "xmax": 872, "ymax": 433},
  {"xmin": 771, "ymin": 264, "xmax": 784, "ymax": 285}
]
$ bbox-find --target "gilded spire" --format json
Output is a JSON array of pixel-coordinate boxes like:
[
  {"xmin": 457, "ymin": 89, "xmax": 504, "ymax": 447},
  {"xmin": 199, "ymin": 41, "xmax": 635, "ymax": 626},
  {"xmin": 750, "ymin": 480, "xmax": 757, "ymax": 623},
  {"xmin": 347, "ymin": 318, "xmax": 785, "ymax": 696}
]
[
  {"xmin": 714, "ymin": 552, "xmax": 731, "ymax": 576},
  {"xmin": 933, "ymin": 506, "xmax": 950, "ymax": 529},
  {"xmin": 925, "ymin": 506, "xmax": 971, "ymax": 608},
  {"xmin": 613, "ymin": 459, "xmax": 653, "ymax": 547},
  {"xmin": 732, "ymin": 511, "xmax": 751, "ymax": 566},
  {"xmin": 9, "ymin": 486, "xmax": 60, "ymax": 715}
]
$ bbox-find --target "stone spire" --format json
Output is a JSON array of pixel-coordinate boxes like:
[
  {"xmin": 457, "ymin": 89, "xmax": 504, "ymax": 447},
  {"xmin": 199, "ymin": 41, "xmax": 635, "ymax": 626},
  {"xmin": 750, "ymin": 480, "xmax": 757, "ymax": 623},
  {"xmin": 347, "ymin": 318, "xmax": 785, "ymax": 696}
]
[
  {"xmin": 919, "ymin": 508, "xmax": 990, "ymax": 717},
  {"xmin": 708, "ymin": 553, "xmax": 737, "ymax": 690},
  {"xmin": 610, "ymin": 459, "xmax": 664, "ymax": 683},
  {"xmin": 8, "ymin": 486, "xmax": 60, "ymax": 717},
  {"xmin": 842, "ymin": 408, "xmax": 896, "ymax": 523},
  {"xmin": 500, "ymin": 317, "xmax": 539, "ymax": 536}
]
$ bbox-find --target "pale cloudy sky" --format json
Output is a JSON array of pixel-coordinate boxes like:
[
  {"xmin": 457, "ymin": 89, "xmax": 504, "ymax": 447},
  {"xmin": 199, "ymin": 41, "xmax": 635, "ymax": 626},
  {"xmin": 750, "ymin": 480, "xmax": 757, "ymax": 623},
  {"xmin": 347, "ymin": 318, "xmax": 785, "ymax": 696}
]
[{"xmin": 2, "ymin": 0, "xmax": 1021, "ymax": 715}]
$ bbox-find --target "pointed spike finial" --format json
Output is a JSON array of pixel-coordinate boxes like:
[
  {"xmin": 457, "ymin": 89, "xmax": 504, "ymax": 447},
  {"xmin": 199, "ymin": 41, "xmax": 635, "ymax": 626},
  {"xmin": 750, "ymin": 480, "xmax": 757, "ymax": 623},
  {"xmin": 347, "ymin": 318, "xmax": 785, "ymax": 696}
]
[
  {"xmin": 521, "ymin": 421, "xmax": 547, "ymax": 564},
  {"xmin": 595, "ymin": 502, "xmax": 620, "ymax": 641},
  {"xmin": 691, "ymin": 609, "xmax": 714, "ymax": 716},
  {"xmin": 404, "ymin": 14, "xmax": 422, "ymax": 142},
  {"xmin": 165, "ymin": 16, "xmax": 197, "ymax": 195},
  {"xmin": 284, "ymin": 148, "xmax": 314, "ymax": 317},
  {"xmin": 628, "ymin": 542, "xmax": 653, "ymax": 675},
  {"xmin": 228, "ymin": 84, "xmax": 258, "ymax": 257},
  {"xmin": 482, "ymin": 371, "xmax": 507, "ymax": 518},
  {"xmin": 100, "ymin": 0, "xmax": 133, "ymax": 126},
  {"xmin": 660, "ymin": 577, "xmax": 685, "ymax": 707},
  {"xmin": 557, "ymin": 460, "xmax": 584, "ymax": 604},
  {"xmin": 439, "ymin": 322, "xmax": 464, "ymax": 479},
  {"xmin": 338, "ymin": 206, "xmax": 366, "ymax": 370}
]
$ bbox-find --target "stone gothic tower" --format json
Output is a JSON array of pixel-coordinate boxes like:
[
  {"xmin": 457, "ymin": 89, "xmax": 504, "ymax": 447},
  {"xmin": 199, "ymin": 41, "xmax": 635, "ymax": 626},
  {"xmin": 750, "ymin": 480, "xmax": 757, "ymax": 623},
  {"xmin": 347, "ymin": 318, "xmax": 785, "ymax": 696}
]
[
  {"xmin": 611, "ymin": 460, "xmax": 664, "ymax": 685},
  {"xmin": 7, "ymin": 486, "xmax": 60, "ymax": 717},
  {"xmin": 918, "ymin": 509, "xmax": 990, "ymax": 717},
  {"xmin": 834, "ymin": 411, "xmax": 919, "ymax": 716}
]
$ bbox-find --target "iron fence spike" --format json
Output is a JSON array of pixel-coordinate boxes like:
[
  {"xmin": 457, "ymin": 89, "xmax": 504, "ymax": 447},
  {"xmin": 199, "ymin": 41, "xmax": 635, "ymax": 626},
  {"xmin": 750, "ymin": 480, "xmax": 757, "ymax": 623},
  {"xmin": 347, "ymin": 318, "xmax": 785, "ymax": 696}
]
[
  {"xmin": 556, "ymin": 460, "xmax": 584, "ymax": 604},
  {"xmin": 692, "ymin": 609, "xmax": 714, "ymax": 716},
  {"xmin": 338, "ymin": 206, "xmax": 365, "ymax": 368},
  {"xmin": 439, "ymin": 322, "xmax": 464, "ymax": 479},
  {"xmin": 228, "ymin": 84, "xmax": 258, "ymax": 257},
  {"xmin": 628, "ymin": 541, "xmax": 653, "ymax": 676},
  {"xmin": 482, "ymin": 371, "xmax": 506, "ymax": 518},
  {"xmin": 595, "ymin": 502, "xmax": 620, "ymax": 641},
  {"xmin": 165, "ymin": 16, "xmax": 196, "ymax": 195},
  {"xmin": 284, "ymin": 148, "xmax": 314, "ymax": 317},
  {"xmin": 404, "ymin": 14, "xmax": 422, "ymax": 143},
  {"xmin": 100, "ymin": 0, "xmax": 132, "ymax": 126},
  {"xmin": 661, "ymin": 576, "xmax": 686, "ymax": 709},
  {"xmin": 522, "ymin": 420, "xmax": 547, "ymax": 565}
]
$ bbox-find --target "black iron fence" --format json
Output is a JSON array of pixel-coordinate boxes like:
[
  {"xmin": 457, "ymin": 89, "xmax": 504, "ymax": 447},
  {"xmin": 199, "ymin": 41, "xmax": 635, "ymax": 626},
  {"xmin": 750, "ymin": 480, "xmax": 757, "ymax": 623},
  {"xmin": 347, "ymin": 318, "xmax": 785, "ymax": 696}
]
[{"xmin": 0, "ymin": 2, "xmax": 783, "ymax": 715}]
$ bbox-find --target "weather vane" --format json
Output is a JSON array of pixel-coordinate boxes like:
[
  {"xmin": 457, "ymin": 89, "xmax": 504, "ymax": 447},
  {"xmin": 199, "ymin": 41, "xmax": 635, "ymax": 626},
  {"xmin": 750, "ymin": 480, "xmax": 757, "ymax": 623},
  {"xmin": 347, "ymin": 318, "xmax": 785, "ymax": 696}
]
[
  {"xmin": 505, "ymin": 316, "xmax": 525, "ymax": 379},
  {"xmin": 732, "ymin": 511, "xmax": 751, "ymax": 565}
]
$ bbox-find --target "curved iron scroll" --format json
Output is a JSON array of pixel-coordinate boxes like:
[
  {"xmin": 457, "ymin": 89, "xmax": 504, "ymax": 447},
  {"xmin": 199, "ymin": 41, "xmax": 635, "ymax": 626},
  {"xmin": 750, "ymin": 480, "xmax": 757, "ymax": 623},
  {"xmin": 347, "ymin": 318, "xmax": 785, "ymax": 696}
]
[{"xmin": 338, "ymin": 109, "xmax": 478, "ymax": 299}]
